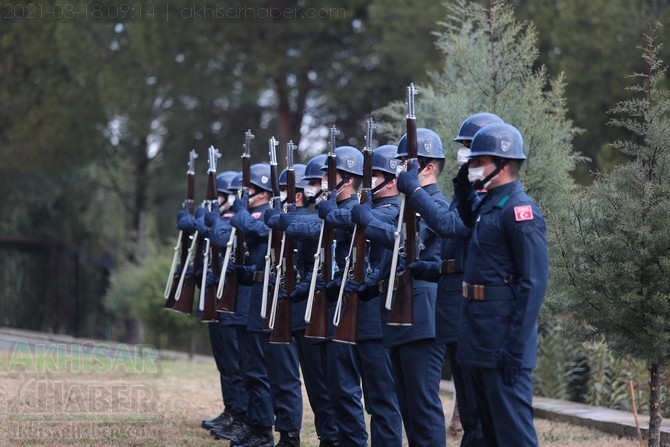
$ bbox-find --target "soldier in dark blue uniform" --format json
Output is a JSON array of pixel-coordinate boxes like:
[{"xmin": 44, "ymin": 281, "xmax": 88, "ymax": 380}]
[
  {"xmin": 261, "ymin": 165, "xmax": 305, "ymax": 447},
  {"xmin": 199, "ymin": 171, "xmax": 251, "ymax": 436},
  {"xmin": 313, "ymin": 146, "xmax": 371, "ymax": 447},
  {"xmin": 347, "ymin": 131, "xmax": 448, "ymax": 447},
  {"xmin": 397, "ymin": 113, "xmax": 504, "ymax": 447},
  {"xmin": 216, "ymin": 163, "xmax": 275, "ymax": 447},
  {"xmin": 320, "ymin": 145, "xmax": 404, "ymax": 447},
  {"xmin": 276, "ymin": 153, "xmax": 340, "ymax": 447},
  {"xmin": 456, "ymin": 123, "xmax": 548, "ymax": 447}
]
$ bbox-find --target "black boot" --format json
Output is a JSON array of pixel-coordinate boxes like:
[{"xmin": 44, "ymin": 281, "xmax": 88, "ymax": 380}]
[
  {"xmin": 318, "ymin": 440, "xmax": 339, "ymax": 447},
  {"xmin": 275, "ymin": 430, "xmax": 300, "ymax": 447},
  {"xmin": 230, "ymin": 425, "xmax": 274, "ymax": 447},
  {"xmin": 202, "ymin": 410, "xmax": 233, "ymax": 430},
  {"xmin": 210, "ymin": 413, "xmax": 250, "ymax": 442}
]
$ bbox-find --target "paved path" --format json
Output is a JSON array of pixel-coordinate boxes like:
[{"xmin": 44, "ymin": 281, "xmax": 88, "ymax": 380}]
[{"xmin": 2, "ymin": 327, "xmax": 669, "ymax": 442}]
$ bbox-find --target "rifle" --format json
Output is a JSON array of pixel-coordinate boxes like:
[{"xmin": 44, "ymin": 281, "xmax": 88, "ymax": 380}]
[
  {"xmin": 261, "ymin": 136, "xmax": 281, "ymax": 330},
  {"xmin": 217, "ymin": 130, "xmax": 253, "ymax": 312},
  {"xmin": 385, "ymin": 84, "xmax": 418, "ymax": 326},
  {"xmin": 269, "ymin": 141, "xmax": 298, "ymax": 344},
  {"xmin": 198, "ymin": 146, "xmax": 222, "ymax": 323},
  {"xmin": 167, "ymin": 150, "xmax": 198, "ymax": 312},
  {"xmin": 171, "ymin": 150, "xmax": 198, "ymax": 314},
  {"xmin": 304, "ymin": 125, "xmax": 339, "ymax": 339},
  {"xmin": 333, "ymin": 119, "xmax": 375, "ymax": 344}
]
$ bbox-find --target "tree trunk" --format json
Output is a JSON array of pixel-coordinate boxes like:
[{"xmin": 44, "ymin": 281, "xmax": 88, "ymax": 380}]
[{"xmin": 647, "ymin": 362, "xmax": 662, "ymax": 447}]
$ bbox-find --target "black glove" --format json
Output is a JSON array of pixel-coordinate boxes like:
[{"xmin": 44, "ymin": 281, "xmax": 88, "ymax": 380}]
[
  {"xmin": 276, "ymin": 212, "xmax": 294, "ymax": 231},
  {"xmin": 205, "ymin": 271, "xmax": 219, "ymax": 287},
  {"xmin": 454, "ymin": 161, "xmax": 475, "ymax": 228},
  {"xmin": 317, "ymin": 190, "xmax": 337, "ymax": 220},
  {"xmin": 351, "ymin": 193, "xmax": 373, "ymax": 227},
  {"xmin": 204, "ymin": 207, "xmax": 219, "ymax": 228},
  {"xmin": 397, "ymin": 159, "xmax": 421, "ymax": 196},
  {"xmin": 289, "ymin": 273, "xmax": 325, "ymax": 303},
  {"xmin": 231, "ymin": 193, "xmax": 249, "ymax": 213},
  {"xmin": 194, "ymin": 205, "xmax": 210, "ymax": 235},
  {"xmin": 263, "ymin": 208, "xmax": 281, "ymax": 226},
  {"xmin": 344, "ymin": 277, "xmax": 378, "ymax": 302},
  {"xmin": 408, "ymin": 260, "xmax": 440, "ymax": 282},
  {"xmin": 325, "ymin": 278, "xmax": 342, "ymax": 303},
  {"xmin": 176, "ymin": 203, "xmax": 196, "ymax": 231},
  {"xmin": 499, "ymin": 350, "xmax": 523, "ymax": 386}
]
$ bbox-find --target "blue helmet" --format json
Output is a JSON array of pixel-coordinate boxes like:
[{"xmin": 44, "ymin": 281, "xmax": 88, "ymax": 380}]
[
  {"xmin": 279, "ymin": 164, "xmax": 307, "ymax": 188},
  {"xmin": 216, "ymin": 170, "xmax": 238, "ymax": 194},
  {"xmin": 228, "ymin": 172, "xmax": 243, "ymax": 191},
  {"xmin": 372, "ymin": 145, "xmax": 400, "ymax": 175},
  {"xmin": 249, "ymin": 163, "xmax": 272, "ymax": 191},
  {"xmin": 454, "ymin": 112, "xmax": 504, "ymax": 143},
  {"xmin": 470, "ymin": 123, "xmax": 526, "ymax": 160},
  {"xmin": 303, "ymin": 154, "xmax": 328, "ymax": 181},
  {"xmin": 396, "ymin": 128, "xmax": 445, "ymax": 159},
  {"xmin": 322, "ymin": 146, "xmax": 364, "ymax": 176}
]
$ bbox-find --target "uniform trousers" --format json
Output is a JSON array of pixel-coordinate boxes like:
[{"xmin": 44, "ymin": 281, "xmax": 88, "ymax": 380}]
[
  {"xmin": 470, "ymin": 367, "xmax": 538, "ymax": 447},
  {"xmin": 238, "ymin": 326, "xmax": 274, "ymax": 427},
  {"xmin": 209, "ymin": 319, "xmax": 248, "ymax": 415},
  {"xmin": 294, "ymin": 332, "xmax": 339, "ymax": 442},
  {"xmin": 446, "ymin": 342, "xmax": 485, "ymax": 447},
  {"xmin": 263, "ymin": 333, "xmax": 302, "ymax": 433},
  {"xmin": 389, "ymin": 338, "xmax": 447, "ymax": 447}
]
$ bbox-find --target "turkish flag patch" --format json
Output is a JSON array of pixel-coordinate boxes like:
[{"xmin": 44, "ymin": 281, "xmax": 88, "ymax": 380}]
[
  {"xmin": 251, "ymin": 212, "xmax": 262, "ymax": 220},
  {"xmin": 514, "ymin": 205, "xmax": 533, "ymax": 221}
]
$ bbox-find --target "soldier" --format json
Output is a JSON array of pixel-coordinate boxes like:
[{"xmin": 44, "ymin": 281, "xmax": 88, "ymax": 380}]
[
  {"xmin": 261, "ymin": 165, "xmax": 306, "ymax": 447},
  {"xmin": 351, "ymin": 129, "xmax": 448, "ymax": 446},
  {"xmin": 313, "ymin": 145, "xmax": 370, "ymax": 447},
  {"xmin": 199, "ymin": 170, "xmax": 250, "ymax": 435},
  {"xmin": 275, "ymin": 153, "xmax": 340, "ymax": 447},
  {"xmin": 214, "ymin": 163, "xmax": 275, "ymax": 447},
  {"xmin": 456, "ymin": 123, "xmax": 548, "ymax": 447},
  {"xmin": 397, "ymin": 112, "xmax": 504, "ymax": 447},
  {"xmin": 321, "ymin": 145, "xmax": 404, "ymax": 447}
]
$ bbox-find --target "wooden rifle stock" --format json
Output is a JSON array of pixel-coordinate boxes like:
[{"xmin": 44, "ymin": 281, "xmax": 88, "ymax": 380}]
[
  {"xmin": 333, "ymin": 119, "xmax": 375, "ymax": 344},
  {"xmin": 218, "ymin": 130, "xmax": 253, "ymax": 312},
  {"xmin": 387, "ymin": 84, "xmax": 419, "ymax": 326},
  {"xmin": 305, "ymin": 125, "xmax": 339, "ymax": 339},
  {"xmin": 171, "ymin": 150, "xmax": 199, "ymax": 314},
  {"xmin": 270, "ymin": 141, "xmax": 298, "ymax": 344},
  {"xmin": 200, "ymin": 146, "xmax": 221, "ymax": 323}
]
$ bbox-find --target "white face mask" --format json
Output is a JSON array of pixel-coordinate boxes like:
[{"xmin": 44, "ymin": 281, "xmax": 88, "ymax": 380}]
[
  {"xmin": 468, "ymin": 163, "xmax": 495, "ymax": 187},
  {"xmin": 370, "ymin": 177, "xmax": 378, "ymax": 189},
  {"xmin": 321, "ymin": 180, "xmax": 328, "ymax": 191},
  {"xmin": 279, "ymin": 191, "xmax": 287, "ymax": 202},
  {"xmin": 457, "ymin": 148, "xmax": 471, "ymax": 166},
  {"xmin": 303, "ymin": 185, "xmax": 320, "ymax": 198}
]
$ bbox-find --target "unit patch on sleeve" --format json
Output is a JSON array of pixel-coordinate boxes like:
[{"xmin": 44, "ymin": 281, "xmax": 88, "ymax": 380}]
[{"xmin": 514, "ymin": 205, "xmax": 534, "ymax": 221}]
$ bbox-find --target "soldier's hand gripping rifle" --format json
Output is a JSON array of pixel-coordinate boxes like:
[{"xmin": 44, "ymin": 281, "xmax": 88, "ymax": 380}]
[
  {"xmin": 198, "ymin": 146, "xmax": 222, "ymax": 323},
  {"xmin": 269, "ymin": 141, "xmax": 298, "ymax": 344},
  {"xmin": 217, "ymin": 130, "xmax": 253, "ymax": 312},
  {"xmin": 333, "ymin": 118, "xmax": 375, "ymax": 344},
  {"xmin": 167, "ymin": 150, "xmax": 198, "ymax": 312},
  {"xmin": 261, "ymin": 137, "xmax": 281, "ymax": 329},
  {"xmin": 304, "ymin": 125, "xmax": 339, "ymax": 339},
  {"xmin": 385, "ymin": 84, "xmax": 419, "ymax": 326}
]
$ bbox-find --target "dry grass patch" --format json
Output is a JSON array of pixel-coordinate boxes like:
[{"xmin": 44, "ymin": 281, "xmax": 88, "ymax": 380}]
[{"xmin": 0, "ymin": 350, "xmax": 645, "ymax": 447}]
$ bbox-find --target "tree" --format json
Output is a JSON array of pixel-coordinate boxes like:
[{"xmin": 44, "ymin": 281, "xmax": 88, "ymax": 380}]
[
  {"xmin": 375, "ymin": 0, "xmax": 580, "ymax": 213},
  {"xmin": 552, "ymin": 25, "xmax": 670, "ymax": 447}
]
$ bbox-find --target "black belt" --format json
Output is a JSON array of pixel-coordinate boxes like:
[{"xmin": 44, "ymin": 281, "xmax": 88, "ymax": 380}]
[
  {"xmin": 377, "ymin": 278, "xmax": 398, "ymax": 295},
  {"xmin": 462, "ymin": 282, "xmax": 515, "ymax": 301}
]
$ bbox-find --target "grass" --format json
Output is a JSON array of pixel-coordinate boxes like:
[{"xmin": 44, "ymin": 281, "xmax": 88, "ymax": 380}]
[{"xmin": 0, "ymin": 348, "xmax": 647, "ymax": 447}]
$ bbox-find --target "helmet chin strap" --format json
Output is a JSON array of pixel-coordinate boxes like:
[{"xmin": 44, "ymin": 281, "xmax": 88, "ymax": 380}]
[
  {"xmin": 371, "ymin": 178, "xmax": 391, "ymax": 196},
  {"xmin": 472, "ymin": 159, "xmax": 508, "ymax": 190}
]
